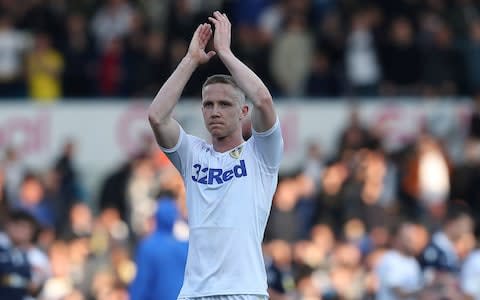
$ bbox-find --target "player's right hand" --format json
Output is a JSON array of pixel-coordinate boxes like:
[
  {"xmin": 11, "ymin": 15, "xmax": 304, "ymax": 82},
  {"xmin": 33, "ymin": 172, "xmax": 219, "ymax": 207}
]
[{"xmin": 187, "ymin": 23, "xmax": 216, "ymax": 65}]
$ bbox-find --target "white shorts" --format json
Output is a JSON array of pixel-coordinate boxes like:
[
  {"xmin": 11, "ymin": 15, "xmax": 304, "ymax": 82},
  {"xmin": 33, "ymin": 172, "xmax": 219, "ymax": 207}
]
[{"xmin": 179, "ymin": 296, "xmax": 267, "ymax": 300}]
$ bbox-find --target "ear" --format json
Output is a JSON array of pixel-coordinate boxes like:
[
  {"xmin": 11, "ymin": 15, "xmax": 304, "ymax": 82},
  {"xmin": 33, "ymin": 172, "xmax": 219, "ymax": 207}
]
[{"xmin": 240, "ymin": 104, "xmax": 249, "ymax": 119}]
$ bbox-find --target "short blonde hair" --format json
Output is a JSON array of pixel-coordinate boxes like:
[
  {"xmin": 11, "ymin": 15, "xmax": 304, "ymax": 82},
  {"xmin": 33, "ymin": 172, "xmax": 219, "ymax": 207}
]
[{"xmin": 202, "ymin": 74, "xmax": 246, "ymax": 104}]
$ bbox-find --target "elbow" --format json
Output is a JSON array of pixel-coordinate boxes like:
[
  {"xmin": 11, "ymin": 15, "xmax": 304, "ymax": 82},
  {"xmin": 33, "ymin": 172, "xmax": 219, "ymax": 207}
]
[
  {"xmin": 147, "ymin": 110, "xmax": 162, "ymax": 127},
  {"xmin": 254, "ymin": 90, "xmax": 273, "ymax": 109}
]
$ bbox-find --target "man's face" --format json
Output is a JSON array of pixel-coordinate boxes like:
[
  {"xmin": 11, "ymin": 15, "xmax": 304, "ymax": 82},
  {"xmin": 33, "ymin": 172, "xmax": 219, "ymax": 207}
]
[
  {"xmin": 201, "ymin": 83, "xmax": 247, "ymax": 138},
  {"xmin": 399, "ymin": 223, "xmax": 425, "ymax": 256},
  {"xmin": 6, "ymin": 220, "xmax": 34, "ymax": 246},
  {"xmin": 450, "ymin": 215, "xmax": 474, "ymax": 242}
]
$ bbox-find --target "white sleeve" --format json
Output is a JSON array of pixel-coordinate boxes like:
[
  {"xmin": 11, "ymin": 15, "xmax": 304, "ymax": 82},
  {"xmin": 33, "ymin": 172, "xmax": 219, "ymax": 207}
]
[
  {"xmin": 27, "ymin": 249, "xmax": 51, "ymax": 285},
  {"xmin": 0, "ymin": 232, "xmax": 10, "ymax": 247},
  {"xmin": 159, "ymin": 126, "xmax": 192, "ymax": 178},
  {"xmin": 251, "ymin": 117, "xmax": 283, "ymax": 172},
  {"xmin": 378, "ymin": 256, "xmax": 420, "ymax": 291},
  {"xmin": 383, "ymin": 261, "xmax": 405, "ymax": 288},
  {"xmin": 461, "ymin": 252, "xmax": 480, "ymax": 299}
]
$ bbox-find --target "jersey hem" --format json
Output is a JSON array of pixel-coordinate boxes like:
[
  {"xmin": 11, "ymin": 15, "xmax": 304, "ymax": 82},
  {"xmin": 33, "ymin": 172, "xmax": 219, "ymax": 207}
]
[
  {"xmin": 252, "ymin": 117, "xmax": 280, "ymax": 137},
  {"xmin": 178, "ymin": 290, "xmax": 269, "ymax": 298}
]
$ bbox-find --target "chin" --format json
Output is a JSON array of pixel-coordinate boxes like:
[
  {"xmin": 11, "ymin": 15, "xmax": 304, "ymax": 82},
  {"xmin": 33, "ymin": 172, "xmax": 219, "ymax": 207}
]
[{"xmin": 209, "ymin": 129, "xmax": 223, "ymax": 137}]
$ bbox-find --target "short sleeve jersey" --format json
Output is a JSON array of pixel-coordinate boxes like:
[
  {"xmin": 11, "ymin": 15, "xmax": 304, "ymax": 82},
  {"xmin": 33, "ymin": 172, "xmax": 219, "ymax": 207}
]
[{"xmin": 162, "ymin": 119, "xmax": 283, "ymax": 298}]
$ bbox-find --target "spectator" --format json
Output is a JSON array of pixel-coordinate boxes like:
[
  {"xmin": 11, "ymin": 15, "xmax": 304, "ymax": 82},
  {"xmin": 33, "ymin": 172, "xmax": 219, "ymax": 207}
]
[
  {"xmin": 60, "ymin": 203, "xmax": 93, "ymax": 241},
  {"xmin": 0, "ymin": 210, "xmax": 51, "ymax": 300},
  {"xmin": 2, "ymin": 146, "xmax": 25, "ymax": 207},
  {"xmin": 129, "ymin": 198, "xmax": 188, "ymax": 300},
  {"xmin": 264, "ymin": 239, "xmax": 296, "ymax": 299},
  {"xmin": 98, "ymin": 159, "xmax": 132, "ymax": 223},
  {"xmin": 90, "ymin": 0, "xmax": 135, "ymax": 50},
  {"xmin": 0, "ymin": 211, "xmax": 34, "ymax": 300},
  {"xmin": 313, "ymin": 161, "xmax": 349, "ymax": 232},
  {"xmin": 26, "ymin": 32, "xmax": 64, "ymax": 101},
  {"xmin": 97, "ymin": 37, "xmax": 128, "ymax": 97},
  {"xmin": 449, "ymin": 0, "xmax": 480, "ymax": 40},
  {"xmin": 230, "ymin": 0, "xmax": 270, "ymax": 26},
  {"xmin": 345, "ymin": 10, "xmax": 381, "ymax": 97},
  {"xmin": 53, "ymin": 139, "xmax": 84, "ymax": 228},
  {"xmin": 61, "ymin": 13, "xmax": 96, "ymax": 98},
  {"xmin": 302, "ymin": 142, "xmax": 325, "ymax": 191},
  {"xmin": 305, "ymin": 50, "xmax": 341, "ymax": 97},
  {"xmin": 338, "ymin": 107, "xmax": 372, "ymax": 153},
  {"xmin": 419, "ymin": 205, "xmax": 474, "ymax": 292},
  {"xmin": 314, "ymin": 11, "xmax": 345, "ymax": 76},
  {"xmin": 166, "ymin": 0, "xmax": 197, "ymax": 43},
  {"xmin": 401, "ymin": 133, "xmax": 452, "ymax": 224},
  {"xmin": 420, "ymin": 22, "xmax": 464, "ymax": 96},
  {"xmin": 14, "ymin": 173, "xmax": 55, "ymax": 229},
  {"xmin": 461, "ymin": 248, "xmax": 480, "ymax": 300},
  {"xmin": 453, "ymin": 97, "xmax": 480, "ymax": 234},
  {"xmin": 258, "ymin": 0, "xmax": 287, "ymax": 42},
  {"xmin": 139, "ymin": 0, "xmax": 170, "ymax": 30},
  {"xmin": 375, "ymin": 222, "xmax": 424, "ymax": 300},
  {"xmin": 0, "ymin": 13, "xmax": 31, "ymax": 98},
  {"xmin": 265, "ymin": 179, "xmax": 302, "ymax": 243},
  {"xmin": 464, "ymin": 20, "xmax": 480, "ymax": 93},
  {"xmin": 380, "ymin": 17, "xmax": 421, "ymax": 96},
  {"xmin": 270, "ymin": 12, "xmax": 314, "ymax": 96},
  {"xmin": 16, "ymin": 0, "xmax": 66, "ymax": 45},
  {"xmin": 127, "ymin": 152, "xmax": 157, "ymax": 240},
  {"xmin": 40, "ymin": 240, "xmax": 75, "ymax": 300},
  {"xmin": 131, "ymin": 31, "xmax": 169, "ymax": 97}
]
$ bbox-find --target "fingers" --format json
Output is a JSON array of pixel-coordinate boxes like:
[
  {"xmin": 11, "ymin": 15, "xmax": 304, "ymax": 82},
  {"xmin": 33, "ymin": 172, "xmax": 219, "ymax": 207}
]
[
  {"xmin": 208, "ymin": 11, "xmax": 230, "ymax": 28},
  {"xmin": 206, "ymin": 51, "xmax": 216, "ymax": 60},
  {"xmin": 208, "ymin": 16, "xmax": 218, "ymax": 27},
  {"xmin": 197, "ymin": 23, "xmax": 213, "ymax": 47},
  {"xmin": 198, "ymin": 23, "xmax": 212, "ymax": 40},
  {"xmin": 213, "ymin": 11, "xmax": 228, "ymax": 21},
  {"xmin": 191, "ymin": 24, "xmax": 202, "ymax": 40}
]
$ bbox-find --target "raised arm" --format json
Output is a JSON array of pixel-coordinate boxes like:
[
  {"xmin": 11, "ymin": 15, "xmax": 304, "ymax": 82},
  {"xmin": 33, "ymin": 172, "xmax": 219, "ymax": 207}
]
[
  {"xmin": 209, "ymin": 11, "xmax": 277, "ymax": 133},
  {"xmin": 148, "ymin": 24, "xmax": 216, "ymax": 149}
]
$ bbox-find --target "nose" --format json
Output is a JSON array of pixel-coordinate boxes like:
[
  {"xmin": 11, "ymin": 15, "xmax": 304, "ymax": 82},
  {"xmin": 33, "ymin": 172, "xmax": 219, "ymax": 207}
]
[{"xmin": 211, "ymin": 104, "xmax": 221, "ymax": 117}]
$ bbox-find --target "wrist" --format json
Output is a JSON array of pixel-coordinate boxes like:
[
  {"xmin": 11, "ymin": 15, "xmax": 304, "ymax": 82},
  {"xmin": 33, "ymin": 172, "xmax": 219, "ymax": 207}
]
[
  {"xmin": 182, "ymin": 54, "xmax": 200, "ymax": 68},
  {"xmin": 217, "ymin": 49, "xmax": 234, "ymax": 60}
]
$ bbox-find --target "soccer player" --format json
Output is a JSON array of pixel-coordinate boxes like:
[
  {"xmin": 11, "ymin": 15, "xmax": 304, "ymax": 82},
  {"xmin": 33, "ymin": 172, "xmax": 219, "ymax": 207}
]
[{"xmin": 147, "ymin": 11, "xmax": 283, "ymax": 300}]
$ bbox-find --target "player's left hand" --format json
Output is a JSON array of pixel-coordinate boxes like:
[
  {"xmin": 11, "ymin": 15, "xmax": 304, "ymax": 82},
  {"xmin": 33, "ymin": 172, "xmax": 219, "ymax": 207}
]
[{"xmin": 208, "ymin": 11, "xmax": 232, "ymax": 56}]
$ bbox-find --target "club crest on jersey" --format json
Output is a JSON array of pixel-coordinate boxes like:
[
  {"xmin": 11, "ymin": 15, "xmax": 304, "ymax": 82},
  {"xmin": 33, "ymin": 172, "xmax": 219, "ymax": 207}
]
[
  {"xmin": 192, "ymin": 160, "xmax": 247, "ymax": 185},
  {"xmin": 229, "ymin": 145, "xmax": 243, "ymax": 159}
]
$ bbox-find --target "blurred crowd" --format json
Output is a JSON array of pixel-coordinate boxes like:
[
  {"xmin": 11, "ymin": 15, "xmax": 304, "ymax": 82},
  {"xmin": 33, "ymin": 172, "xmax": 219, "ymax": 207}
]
[
  {"xmin": 0, "ymin": 97, "xmax": 479, "ymax": 299},
  {"xmin": 4, "ymin": 0, "xmax": 480, "ymax": 100},
  {"xmin": 2, "ymin": 0, "xmax": 480, "ymax": 299}
]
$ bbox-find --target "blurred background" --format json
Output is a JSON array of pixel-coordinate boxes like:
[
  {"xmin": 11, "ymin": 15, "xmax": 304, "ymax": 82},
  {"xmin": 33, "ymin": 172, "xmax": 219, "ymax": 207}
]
[{"xmin": 0, "ymin": 0, "xmax": 480, "ymax": 299}]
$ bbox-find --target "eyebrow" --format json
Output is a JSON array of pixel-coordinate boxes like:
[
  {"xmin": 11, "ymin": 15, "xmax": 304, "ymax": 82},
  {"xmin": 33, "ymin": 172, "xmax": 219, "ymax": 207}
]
[{"xmin": 202, "ymin": 99, "xmax": 234, "ymax": 105}]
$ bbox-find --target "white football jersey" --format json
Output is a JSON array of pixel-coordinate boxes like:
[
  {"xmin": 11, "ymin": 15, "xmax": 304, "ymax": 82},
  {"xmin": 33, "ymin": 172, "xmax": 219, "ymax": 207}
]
[{"xmin": 162, "ymin": 118, "xmax": 283, "ymax": 298}]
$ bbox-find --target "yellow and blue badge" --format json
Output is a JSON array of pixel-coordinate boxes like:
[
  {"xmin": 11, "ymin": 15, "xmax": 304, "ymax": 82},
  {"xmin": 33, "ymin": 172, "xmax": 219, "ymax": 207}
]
[{"xmin": 229, "ymin": 145, "xmax": 243, "ymax": 159}]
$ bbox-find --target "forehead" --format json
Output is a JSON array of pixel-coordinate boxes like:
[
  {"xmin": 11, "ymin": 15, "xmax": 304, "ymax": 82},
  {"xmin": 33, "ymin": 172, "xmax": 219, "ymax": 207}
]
[{"xmin": 202, "ymin": 83, "xmax": 239, "ymax": 102}]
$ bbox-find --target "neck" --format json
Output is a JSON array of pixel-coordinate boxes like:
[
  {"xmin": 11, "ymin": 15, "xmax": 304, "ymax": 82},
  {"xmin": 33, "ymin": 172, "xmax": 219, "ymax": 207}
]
[
  {"xmin": 444, "ymin": 229, "xmax": 455, "ymax": 242},
  {"xmin": 395, "ymin": 246, "xmax": 409, "ymax": 257},
  {"xmin": 212, "ymin": 132, "xmax": 244, "ymax": 153}
]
